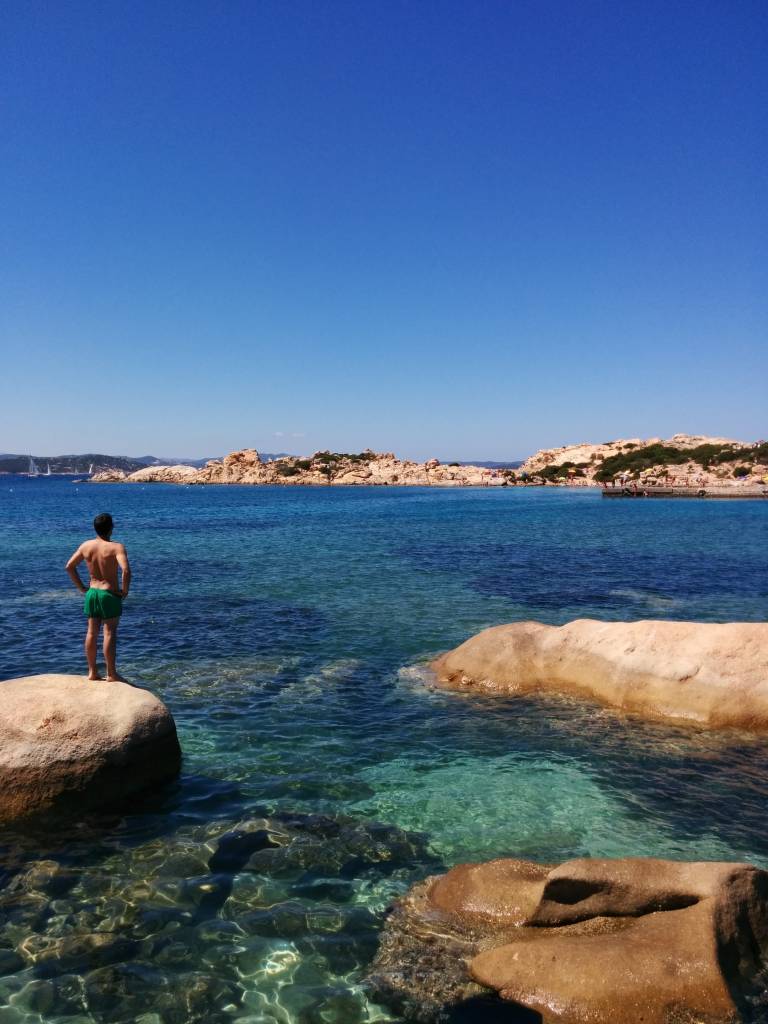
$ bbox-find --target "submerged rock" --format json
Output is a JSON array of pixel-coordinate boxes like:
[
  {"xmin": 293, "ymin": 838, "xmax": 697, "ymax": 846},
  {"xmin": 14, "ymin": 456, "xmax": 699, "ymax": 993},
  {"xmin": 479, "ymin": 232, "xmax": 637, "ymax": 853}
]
[
  {"xmin": 369, "ymin": 856, "xmax": 768, "ymax": 1023},
  {"xmin": 432, "ymin": 619, "xmax": 768, "ymax": 731},
  {"xmin": 0, "ymin": 808, "xmax": 433, "ymax": 1021},
  {"xmin": 0, "ymin": 674, "xmax": 181, "ymax": 822}
]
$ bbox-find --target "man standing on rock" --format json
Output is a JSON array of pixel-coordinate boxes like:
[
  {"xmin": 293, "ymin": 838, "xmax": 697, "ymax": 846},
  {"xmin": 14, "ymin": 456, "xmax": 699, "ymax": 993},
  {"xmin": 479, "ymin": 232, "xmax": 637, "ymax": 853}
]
[{"xmin": 65, "ymin": 513, "xmax": 131, "ymax": 681}]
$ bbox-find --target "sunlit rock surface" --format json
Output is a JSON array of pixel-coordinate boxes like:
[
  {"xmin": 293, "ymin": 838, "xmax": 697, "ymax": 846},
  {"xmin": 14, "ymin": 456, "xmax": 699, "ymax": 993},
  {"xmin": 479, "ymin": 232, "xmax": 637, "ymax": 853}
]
[
  {"xmin": 0, "ymin": 674, "xmax": 181, "ymax": 821},
  {"xmin": 369, "ymin": 856, "xmax": 768, "ymax": 1023},
  {"xmin": 432, "ymin": 619, "xmax": 768, "ymax": 731}
]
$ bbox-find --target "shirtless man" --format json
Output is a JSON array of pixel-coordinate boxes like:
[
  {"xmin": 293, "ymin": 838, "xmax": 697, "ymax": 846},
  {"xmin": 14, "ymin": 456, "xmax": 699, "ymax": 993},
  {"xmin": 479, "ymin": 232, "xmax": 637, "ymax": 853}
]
[{"xmin": 65, "ymin": 512, "xmax": 131, "ymax": 681}]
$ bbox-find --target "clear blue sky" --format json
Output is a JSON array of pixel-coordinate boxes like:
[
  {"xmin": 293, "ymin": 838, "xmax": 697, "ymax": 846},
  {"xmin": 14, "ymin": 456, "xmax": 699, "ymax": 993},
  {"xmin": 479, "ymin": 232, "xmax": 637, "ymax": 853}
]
[{"xmin": 1, "ymin": 0, "xmax": 765, "ymax": 460}]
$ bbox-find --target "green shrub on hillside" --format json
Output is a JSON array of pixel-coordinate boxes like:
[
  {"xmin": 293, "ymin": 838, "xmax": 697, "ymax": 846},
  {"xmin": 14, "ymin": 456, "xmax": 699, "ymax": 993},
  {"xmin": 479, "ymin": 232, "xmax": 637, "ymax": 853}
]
[
  {"xmin": 710, "ymin": 442, "xmax": 768, "ymax": 466},
  {"xmin": 593, "ymin": 442, "xmax": 752, "ymax": 481},
  {"xmin": 537, "ymin": 463, "xmax": 571, "ymax": 480},
  {"xmin": 537, "ymin": 462, "xmax": 586, "ymax": 481},
  {"xmin": 313, "ymin": 450, "xmax": 376, "ymax": 466}
]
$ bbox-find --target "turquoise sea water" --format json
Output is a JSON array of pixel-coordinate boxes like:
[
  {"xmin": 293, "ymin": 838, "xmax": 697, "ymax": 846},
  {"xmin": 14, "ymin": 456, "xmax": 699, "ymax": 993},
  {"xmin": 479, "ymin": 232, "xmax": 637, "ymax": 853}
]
[{"xmin": 1, "ymin": 477, "xmax": 767, "ymax": 1023}]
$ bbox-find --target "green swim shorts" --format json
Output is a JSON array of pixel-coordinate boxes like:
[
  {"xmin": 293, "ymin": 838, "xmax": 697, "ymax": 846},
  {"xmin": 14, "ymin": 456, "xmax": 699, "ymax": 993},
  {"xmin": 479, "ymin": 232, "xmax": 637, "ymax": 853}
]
[{"xmin": 83, "ymin": 588, "xmax": 122, "ymax": 620}]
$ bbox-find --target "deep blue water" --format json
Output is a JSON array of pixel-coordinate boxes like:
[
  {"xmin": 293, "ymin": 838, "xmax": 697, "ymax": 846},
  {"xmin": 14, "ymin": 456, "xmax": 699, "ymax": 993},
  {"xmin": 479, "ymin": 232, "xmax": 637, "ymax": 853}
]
[{"xmin": 1, "ymin": 477, "xmax": 767, "ymax": 1022}]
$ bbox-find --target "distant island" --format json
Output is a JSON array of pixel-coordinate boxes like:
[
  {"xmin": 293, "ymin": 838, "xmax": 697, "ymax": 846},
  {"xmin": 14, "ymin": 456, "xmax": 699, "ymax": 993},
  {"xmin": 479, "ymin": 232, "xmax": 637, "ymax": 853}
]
[
  {"xmin": 92, "ymin": 450, "xmax": 513, "ymax": 487},
  {"xmin": 87, "ymin": 434, "xmax": 768, "ymax": 488},
  {"xmin": 0, "ymin": 451, "xmax": 290, "ymax": 475}
]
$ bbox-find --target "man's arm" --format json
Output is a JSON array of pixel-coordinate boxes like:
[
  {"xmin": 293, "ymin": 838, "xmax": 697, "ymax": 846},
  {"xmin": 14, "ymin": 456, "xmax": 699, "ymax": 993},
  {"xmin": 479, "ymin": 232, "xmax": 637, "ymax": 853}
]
[
  {"xmin": 117, "ymin": 544, "xmax": 131, "ymax": 598},
  {"xmin": 65, "ymin": 547, "xmax": 87, "ymax": 593}
]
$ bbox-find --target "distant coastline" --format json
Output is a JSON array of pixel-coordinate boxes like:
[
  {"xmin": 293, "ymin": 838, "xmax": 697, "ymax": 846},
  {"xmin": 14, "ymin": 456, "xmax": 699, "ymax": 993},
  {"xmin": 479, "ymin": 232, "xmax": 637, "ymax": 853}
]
[
  {"xmin": 0, "ymin": 451, "xmax": 288, "ymax": 475},
  {"xmin": 7, "ymin": 434, "xmax": 765, "ymax": 489},
  {"xmin": 86, "ymin": 434, "xmax": 768, "ymax": 489}
]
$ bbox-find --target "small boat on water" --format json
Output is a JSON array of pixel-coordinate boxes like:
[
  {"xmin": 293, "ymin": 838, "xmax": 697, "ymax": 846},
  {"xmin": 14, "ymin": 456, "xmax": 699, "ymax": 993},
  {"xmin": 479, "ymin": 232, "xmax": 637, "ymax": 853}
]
[{"xmin": 27, "ymin": 457, "xmax": 40, "ymax": 478}]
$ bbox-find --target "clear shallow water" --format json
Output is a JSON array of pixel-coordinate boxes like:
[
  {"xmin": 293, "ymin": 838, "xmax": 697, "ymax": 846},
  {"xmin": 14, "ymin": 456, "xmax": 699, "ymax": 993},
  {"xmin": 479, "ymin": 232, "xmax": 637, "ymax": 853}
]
[{"xmin": 0, "ymin": 478, "xmax": 767, "ymax": 1023}]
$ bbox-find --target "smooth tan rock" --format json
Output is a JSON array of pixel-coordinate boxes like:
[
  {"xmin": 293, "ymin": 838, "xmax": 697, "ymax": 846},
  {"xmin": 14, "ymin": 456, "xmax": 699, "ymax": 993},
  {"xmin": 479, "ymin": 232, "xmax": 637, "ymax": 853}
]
[
  {"xmin": 89, "ymin": 469, "xmax": 127, "ymax": 482},
  {"xmin": 122, "ymin": 464, "xmax": 199, "ymax": 483},
  {"xmin": 430, "ymin": 858, "xmax": 549, "ymax": 927},
  {"xmin": 369, "ymin": 856, "xmax": 768, "ymax": 1023},
  {"xmin": 472, "ymin": 902, "xmax": 733, "ymax": 1023},
  {"xmin": 470, "ymin": 858, "xmax": 768, "ymax": 1024},
  {"xmin": 432, "ymin": 619, "xmax": 768, "ymax": 731},
  {"xmin": 0, "ymin": 674, "xmax": 181, "ymax": 822}
]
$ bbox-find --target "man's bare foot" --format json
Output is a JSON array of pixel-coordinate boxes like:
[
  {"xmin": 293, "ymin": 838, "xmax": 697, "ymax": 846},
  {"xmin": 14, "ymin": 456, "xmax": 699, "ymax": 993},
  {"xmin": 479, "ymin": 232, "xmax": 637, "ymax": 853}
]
[
  {"xmin": 106, "ymin": 673, "xmax": 128, "ymax": 683},
  {"xmin": 88, "ymin": 671, "xmax": 103, "ymax": 680}
]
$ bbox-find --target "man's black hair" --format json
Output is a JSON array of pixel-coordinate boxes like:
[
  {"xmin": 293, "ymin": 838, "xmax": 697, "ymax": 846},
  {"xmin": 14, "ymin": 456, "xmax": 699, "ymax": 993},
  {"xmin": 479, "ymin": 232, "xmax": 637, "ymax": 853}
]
[{"xmin": 94, "ymin": 513, "xmax": 114, "ymax": 539}]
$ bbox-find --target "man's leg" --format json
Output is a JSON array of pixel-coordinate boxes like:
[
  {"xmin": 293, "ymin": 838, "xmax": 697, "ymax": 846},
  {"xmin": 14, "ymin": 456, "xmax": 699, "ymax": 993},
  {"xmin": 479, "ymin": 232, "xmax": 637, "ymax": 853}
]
[
  {"xmin": 103, "ymin": 617, "xmax": 124, "ymax": 681},
  {"xmin": 85, "ymin": 618, "xmax": 102, "ymax": 680}
]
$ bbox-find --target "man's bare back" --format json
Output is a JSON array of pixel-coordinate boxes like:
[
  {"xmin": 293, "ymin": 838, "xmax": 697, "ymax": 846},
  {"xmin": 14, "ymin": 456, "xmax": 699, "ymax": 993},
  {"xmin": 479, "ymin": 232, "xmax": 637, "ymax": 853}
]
[
  {"xmin": 66, "ymin": 513, "xmax": 131, "ymax": 682},
  {"xmin": 78, "ymin": 537, "xmax": 127, "ymax": 594}
]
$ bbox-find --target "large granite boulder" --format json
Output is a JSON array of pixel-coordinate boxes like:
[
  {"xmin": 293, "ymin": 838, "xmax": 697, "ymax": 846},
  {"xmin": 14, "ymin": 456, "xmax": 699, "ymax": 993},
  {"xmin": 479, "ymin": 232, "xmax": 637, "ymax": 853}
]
[
  {"xmin": 0, "ymin": 675, "xmax": 181, "ymax": 822},
  {"xmin": 89, "ymin": 469, "xmax": 127, "ymax": 482},
  {"xmin": 124, "ymin": 464, "xmax": 200, "ymax": 483},
  {"xmin": 432, "ymin": 619, "xmax": 768, "ymax": 731},
  {"xmin": 369, "ymin": 856, "xmax": 768, "ymax": 1023}
]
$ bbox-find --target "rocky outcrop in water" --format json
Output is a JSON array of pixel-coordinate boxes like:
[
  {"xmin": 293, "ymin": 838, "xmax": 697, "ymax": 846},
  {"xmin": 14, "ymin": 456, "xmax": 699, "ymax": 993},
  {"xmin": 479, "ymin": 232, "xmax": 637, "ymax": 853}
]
[
  {"xmin": 91, "ymin": 449, "xmax": 511, "ymax": 487},
  {"xmin": 519, "ymin": 433, "xmax": 768, "ymax": 487},
  {"xmin": 432, "ymin": 619, "xmax": 768, "ymax": 731},
  {"xmin": 369, "ymin": 856, "xmax": 768, "ymax": 1023},
  {"xmin": 521, "ymin": 433, "xmax": 743, "ymax": 473},
  {"xmin": 0, "ymin": 674, "xmax": 181, "ymax": 821}
]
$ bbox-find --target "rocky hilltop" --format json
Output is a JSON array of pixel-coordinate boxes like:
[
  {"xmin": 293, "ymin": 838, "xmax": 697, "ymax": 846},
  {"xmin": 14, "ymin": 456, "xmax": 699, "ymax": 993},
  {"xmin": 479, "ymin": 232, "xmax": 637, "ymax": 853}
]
[
  {"xmin": 91, "ymin": 449, "xmax": 512, "ymax": 487},
  {"xmin": 519, "ymin": 433, "xmax": 768, "ymax": 486}
]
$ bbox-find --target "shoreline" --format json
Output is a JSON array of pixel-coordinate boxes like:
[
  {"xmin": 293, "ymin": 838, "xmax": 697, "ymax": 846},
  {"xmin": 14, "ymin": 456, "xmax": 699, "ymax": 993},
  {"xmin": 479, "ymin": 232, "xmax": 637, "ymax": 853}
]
[{"xmin": 602, "ymin": 484, "xmax": 768, "ymax": 499}]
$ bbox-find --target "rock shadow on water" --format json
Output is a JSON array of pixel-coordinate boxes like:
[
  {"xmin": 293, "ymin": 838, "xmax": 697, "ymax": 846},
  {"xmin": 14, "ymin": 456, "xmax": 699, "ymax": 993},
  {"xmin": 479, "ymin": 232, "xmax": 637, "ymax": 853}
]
[{"xmin": 447, "ymin": 997, "xmax": 542, "ymax": 1023}]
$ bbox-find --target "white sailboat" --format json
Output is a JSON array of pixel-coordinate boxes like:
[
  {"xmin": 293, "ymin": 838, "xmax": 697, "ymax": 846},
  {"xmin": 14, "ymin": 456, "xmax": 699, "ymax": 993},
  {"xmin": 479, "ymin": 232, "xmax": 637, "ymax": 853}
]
[
  {"xmin": 28, "ymin": 457, "xmax": 40, "ymax": 478},
  {"xmin": 88, "ymin": 463, "xmax": 94, "ymax": 475},
  {"xmin": 45, "ymin": 463, "xmax": 52, "ymax": 476}
]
